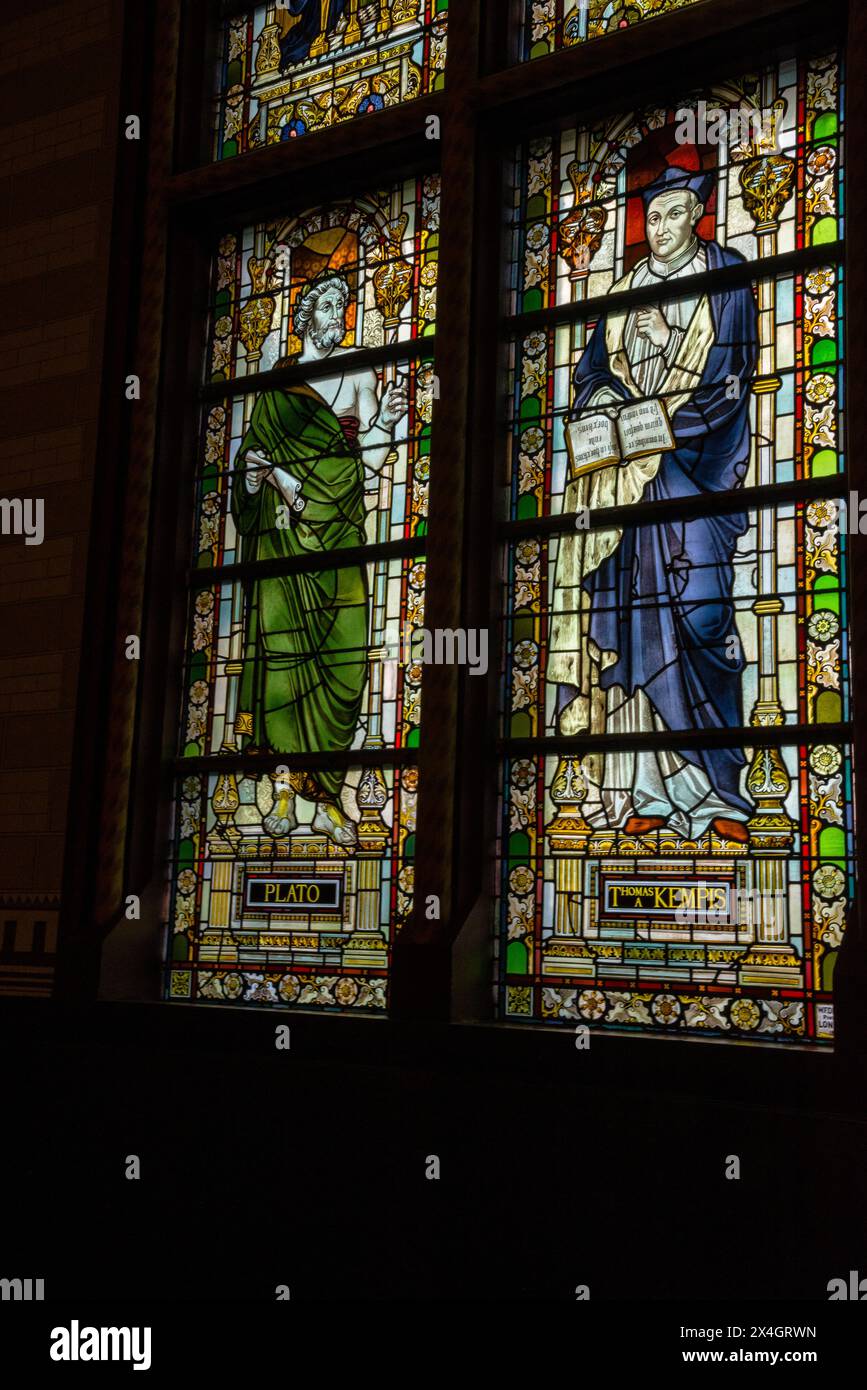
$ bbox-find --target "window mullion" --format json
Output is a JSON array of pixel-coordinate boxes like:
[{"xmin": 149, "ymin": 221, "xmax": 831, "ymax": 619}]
[{"xmin": 390, "ymin": 0, "xmax": 485, "ymax": 1019}]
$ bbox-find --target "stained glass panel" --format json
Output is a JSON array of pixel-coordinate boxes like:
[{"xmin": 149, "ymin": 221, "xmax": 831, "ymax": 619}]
[
  {"xmin": 502, "ymin": 500, "xmax": 850, "ymax": 741},
  {"xmin": 507, "ymin": 268, "xmax": 844, "ymax": 519},
  {"xmin": 194, "ymin": 372, "xmax": 433, "ymax": 564},
  {"xmin": 181, "ymin": 555, "xmax": 425, "ymax": 759},
  {"xmin": 206, "ymin": 178, "xmax": 439, "ymax": 384},
  {"xmin": 167, "ymin": 763, "xmax": 416, "ymax": 1011},
  {"xmin": 506, "ymin": 54, "xmax": 842, "ymax": 315},
  {"xmin": 521, "ymin": 0, "xmax": 703, "ymax": 60},
  {"xmin": 497, "ymin": 742, "xmax": 853, "ymax": 1044},
  {"xmin": 166, "ymin": 179, "xmax": 437, "ymax": 1011},
  {"xmin": 496, "ymin": 49, "xmax": 851, "ymax": 1045},
  {"xmin": 213, "ymin": 1, "xmax": 448, "ymax": 161}
]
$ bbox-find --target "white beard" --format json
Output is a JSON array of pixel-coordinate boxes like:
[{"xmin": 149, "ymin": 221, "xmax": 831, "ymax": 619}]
[{"xmin": 309, "ymin": 322, "xmax": 344, "ymax": 352}]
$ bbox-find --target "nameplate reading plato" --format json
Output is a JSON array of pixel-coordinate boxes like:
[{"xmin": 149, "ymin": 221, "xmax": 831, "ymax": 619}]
[
  {"xmin": 600, "ymin": 876, "xmax": 734, "ymax": 923},
  {"xmin": 245, "ymin": 876, "xmax": 342, "ymax": 913}
]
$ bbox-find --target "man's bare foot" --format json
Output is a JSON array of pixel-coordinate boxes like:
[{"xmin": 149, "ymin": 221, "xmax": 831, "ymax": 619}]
[
  {"xmin": 263, "ymin": 782, "xmax": 297, "ymax": 836},
  {"xmin": 312, "ymin": 801, "xmax": 358, "ymax": 848},
  {"xmin": 712, "ymin": 817, "xmax": 749, "ymax": 844},
  {"xmin": 623, "ymin": 816, "xmax": 666, "ymax": 834}
]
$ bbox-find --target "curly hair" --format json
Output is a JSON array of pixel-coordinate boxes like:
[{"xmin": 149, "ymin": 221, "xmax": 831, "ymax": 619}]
[{"xmin": 293, "ymin": 273, "xmax": 352, "ymax": 341}]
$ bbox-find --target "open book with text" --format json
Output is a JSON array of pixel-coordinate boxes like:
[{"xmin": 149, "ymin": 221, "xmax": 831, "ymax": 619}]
[{"xmin": 565, "ymin": 397, "xmax": 675, "ymax": 477}]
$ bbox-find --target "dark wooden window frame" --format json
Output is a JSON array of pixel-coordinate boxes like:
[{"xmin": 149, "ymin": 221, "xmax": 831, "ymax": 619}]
[{"xmin": 55, "ymin": 0, "xmax": 867, "ymax": 1106}]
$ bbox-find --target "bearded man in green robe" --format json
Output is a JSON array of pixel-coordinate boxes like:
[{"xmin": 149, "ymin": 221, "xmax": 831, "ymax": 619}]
[{"xmin": 230, "ymin": 270, "xmax": 406, "ymax": 846}]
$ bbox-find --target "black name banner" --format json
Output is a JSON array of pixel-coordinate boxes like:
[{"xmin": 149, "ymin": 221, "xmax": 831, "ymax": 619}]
[{"xmin": 245, "ymin": 877, "xmax": 342, "ymax": 913}]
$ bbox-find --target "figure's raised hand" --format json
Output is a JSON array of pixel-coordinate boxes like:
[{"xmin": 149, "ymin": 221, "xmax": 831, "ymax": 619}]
[
  {"xmin": 376, "ymin": 379, "xmax": 409, "ymax": 429},
  {"xmin": 634, "ymin": 306, "xmax": 671, "ymax": 350}
]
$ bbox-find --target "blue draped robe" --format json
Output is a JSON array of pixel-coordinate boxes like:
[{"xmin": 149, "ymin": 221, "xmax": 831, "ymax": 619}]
[
  {"xmin": 572, "ymin": 240, "xmax": 758, "ymax": 818},
  {"xmin": 280, "ymin": 0, "xmax": 348, "ymax": 69}
]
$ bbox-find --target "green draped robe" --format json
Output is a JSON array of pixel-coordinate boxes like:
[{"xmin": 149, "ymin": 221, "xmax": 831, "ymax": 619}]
[{"xmin": 230, "ymin": 382, "xmax": 369, "ymax": 801}]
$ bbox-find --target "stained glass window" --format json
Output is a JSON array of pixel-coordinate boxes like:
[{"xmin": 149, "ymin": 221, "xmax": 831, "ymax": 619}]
[
  {"xmin": 165, "ymin": 176, "xmax": 439, "ymax": 1010},
  {"xmin": 496, "ymin": 50, "xmax": 852, "ymax": 1044},
  {"xmin": 213, "ymin": 1, "xmax": 448, "ymax": 161},
  {"xmin": 521, "ymin": 0, "xmax": 702, "ymax": 59}
]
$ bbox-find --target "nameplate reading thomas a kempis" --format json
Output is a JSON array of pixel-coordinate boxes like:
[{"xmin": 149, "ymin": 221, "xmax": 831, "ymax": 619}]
[
  {"xmin": 600, "ymin": 876, "xmax": 735, "ymax": 924},
  {"xmin": 245, "ymin": 876, "xmax": 343, "ymax": 913}
]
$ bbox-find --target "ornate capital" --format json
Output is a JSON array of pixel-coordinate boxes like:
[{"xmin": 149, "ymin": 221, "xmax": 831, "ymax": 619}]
[
  {"xmin": 210, "ymin": 771, "xmax": 241, "ymax": 849},
  {"xmin": 545, "ymin": 756, "xmax": 591, "ymax": 847},
  {"xmin": 746, "ymin": 746, "xmax": 796, "ymax": 848},
  {"xmin": 358, "ymin": 766, "xmax": 388, "ymax": 810},
  {"xmin": 239, "ymin": 255, "xmax": 277, "ymax": 364},
  {"xmin": 739, "ymin": 153, "xmax": 795, "ymax": 232},
  {"xmin": 559, "ymin": 162, "xmax": 604, "ymax": 277},
  {"xmin": 356, "ymin": 766, "xmax": 390, "ymax": 849},
  {"xmin": 372, "ymin": 256, "xmax": 412, "ymax": 326},
  {"xmin": 254, "ymin": 23, "xmax": 282, "ymax": 76}
]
